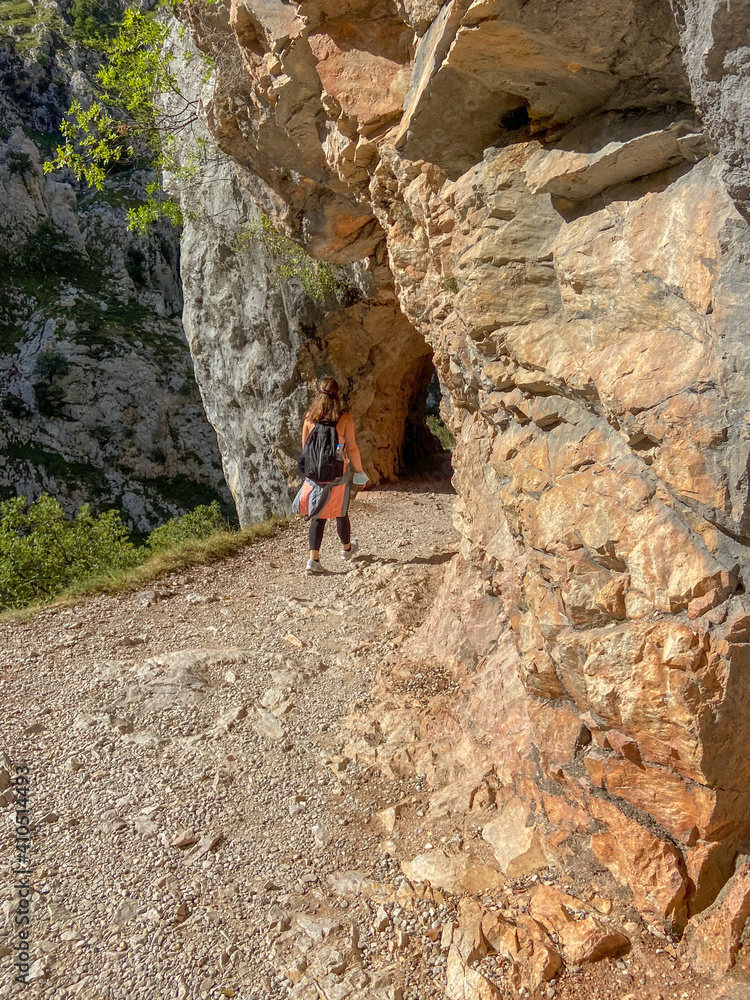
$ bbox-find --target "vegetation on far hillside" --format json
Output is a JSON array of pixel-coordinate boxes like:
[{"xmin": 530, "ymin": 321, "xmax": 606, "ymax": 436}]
[
  {"xmin": 426, "ymin": 414, "xmax": 455, "ymax": 452},
  {"xmin": 69, "ymin": 0, "xmax": 121, "ymax": 46},
  {"xmin": 0, "ymin": 494, "xmax": 283, "ymax": 614},
  {"xmin": 0, "ymin": 0, "xmax": 67, "ymax": 51}
]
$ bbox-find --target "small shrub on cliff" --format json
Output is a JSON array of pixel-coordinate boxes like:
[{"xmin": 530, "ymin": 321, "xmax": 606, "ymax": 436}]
[
  {"xmin": 6, "ymin": 219, "xmax": 75, "ymax": 273},
  {"xmin": 235, "ymin": 215, "xmax": 359, "ymax": 303},
  {"xmin": 0, "ymin": 0, "xmax": 67, "ymax": 51},
  {"xmin": 32, "ymin": 347, "xmax": 70, "ymax": 417},
  {"xmin": 6, "ymin": 150, "xmax": 33, "ymax": 175},
  {"xmin": 391, "ymin": 202, "xmax": 413, "ymax": 223}
]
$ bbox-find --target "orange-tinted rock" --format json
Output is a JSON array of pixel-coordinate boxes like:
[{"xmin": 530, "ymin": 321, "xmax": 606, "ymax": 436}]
[
  {"xmin": 401, "ymin": 850, "xmax": 504, "ymax": 896},
  {"xmin": 725, "ymin": 614, "xmax": 750, "ymax": 643},
  {"xmin": 454, "ymin": 898, "xmax": 489, "ymax": 964},
  {"xmin": 481, "ymin": 798, "xmax": 547, "ymax": 876},
  {"xmin": 541, "ymin": 791, "xmax": 598, "ymax": 837},
  {"xmin": 522, "ymin": 940, "xmax": 564, "ymax": 987},
  {"xmin": 604, "ymin": 731, "xmax": 642, "ymax": 762},
  {"xmin": 524, "ymin": 123, "xmax": 707, "ymax": 202},
  {"xmin": 590, "ymin": 798, "xmax": 688, "ymax": 930},
  {"xmin": 403, "ymin": 555, "xmax": 532, "ymax": 789},
  {"xmin": 181, "ymin": 0, "xmax": 750, "ymax": 938},
  {"xmin": 684, "ymin": 863, "xmax": 750, "ymax": 975},
  {"xmin": 481, "ymin": 911, "xmax": 519, "ymax": 960},
  {"xmin": 584, "ymin": 748, "xmax": 608, "ymax": 789},
  {"xmin": 529, "ymin": 885, "xmax": 630, "ymax": 964},
  {"xmin": 529, "ymin": 699, "xmax": 592, "ymax": 773},
  {"xmin": 445, "ymin": 950, "xmax": 501, "ymax": 1000},
  {"xmin": 685, "ymin": 839, "xmax": 740, "ymax": 916},
  {"xmin": 586, "ymin": 753, "xmax": 718, "ymax": 845},
  {"xmin": 445, "ymin": 899, "xmax": 502, "ymax": 1000},
  {"xmin": 480, "ymin": 911, "xmax": 563, "ymax": 991},
  {"xmin": 309, "ymin": 19, "xmax": 411, "ymax": 130}
]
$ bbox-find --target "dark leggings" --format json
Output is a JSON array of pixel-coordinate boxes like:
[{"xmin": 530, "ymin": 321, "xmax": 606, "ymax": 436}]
[{"xmin": 309, "ymin": 516, "xmax": 350, "ymax": 551}]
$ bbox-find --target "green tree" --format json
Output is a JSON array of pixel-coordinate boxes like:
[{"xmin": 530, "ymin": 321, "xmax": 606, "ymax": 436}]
[
  {"xmin": 44, "ymin": 2, "xmax": 212, "ymax": 231},
  {"xmin": 0, "ymin": 495, "xmax": 139, "ymax": 609}
]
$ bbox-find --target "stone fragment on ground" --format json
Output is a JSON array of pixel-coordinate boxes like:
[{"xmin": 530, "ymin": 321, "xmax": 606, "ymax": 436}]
[
  {"xmin": 481, "ymin": 797, "xmax": 548, "ymax": 876},
  {"xmin": 529, "ymin": 884, "xmax": 630, "ymax": 964},
  {"xmin": 401, "ymin": 849, "xmax": 504, "ymax": 895}
]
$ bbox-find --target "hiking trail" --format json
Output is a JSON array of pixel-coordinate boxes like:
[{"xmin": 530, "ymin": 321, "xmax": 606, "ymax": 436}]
[{"xmin": 0, "ymin": 484, "xmax": 740, "ymax": 1000}]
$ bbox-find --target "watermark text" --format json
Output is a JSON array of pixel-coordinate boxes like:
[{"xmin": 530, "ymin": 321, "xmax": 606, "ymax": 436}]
[{"xmin": 11, "ymin": 764, "xmax": 31, "ymax": 985}]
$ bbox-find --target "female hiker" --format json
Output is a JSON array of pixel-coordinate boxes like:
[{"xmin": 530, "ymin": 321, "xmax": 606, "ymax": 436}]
[{"xmin": 294, "ymin": 377, "xmax": 369, "ymax": 574}]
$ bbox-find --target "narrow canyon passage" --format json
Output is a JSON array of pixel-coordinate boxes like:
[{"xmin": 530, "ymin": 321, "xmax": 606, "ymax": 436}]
[
  {"xmin": 4, "ymin": 0, "xmax": 750, "ymax": 995},
  {"xmin": 0, "ymin": 479, "xmax": 737, "ymax": 1000}
]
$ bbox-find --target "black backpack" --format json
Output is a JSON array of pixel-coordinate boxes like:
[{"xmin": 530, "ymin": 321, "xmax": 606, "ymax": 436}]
[{"xmin": 298, "ymin": 420, "xmax": 344, "ymax": 483}]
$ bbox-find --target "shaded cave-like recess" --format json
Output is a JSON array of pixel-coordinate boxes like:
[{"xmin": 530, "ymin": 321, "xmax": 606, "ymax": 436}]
[{"xmin": 400, "ymin": 366, "xmax": 454, "ymax": 480}]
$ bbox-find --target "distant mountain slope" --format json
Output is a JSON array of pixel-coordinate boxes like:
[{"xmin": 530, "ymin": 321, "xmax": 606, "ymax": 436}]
[{"xmin": 0, "ymin": 0, "xmax": 233, "ymax": 530}]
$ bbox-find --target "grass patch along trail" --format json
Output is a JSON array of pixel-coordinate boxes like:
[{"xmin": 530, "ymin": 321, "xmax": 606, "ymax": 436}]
[{"xmin": 0, "ymin": 516, "xmax": 287, "ymax": 624}]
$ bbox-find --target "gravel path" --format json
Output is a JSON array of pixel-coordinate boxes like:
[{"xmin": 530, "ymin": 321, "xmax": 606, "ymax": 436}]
[
  {"xmin": 0, "ymin": 484, "xmax": 456, "ymax": 1000},
  {"xmin": 0, "ymin": 481, "xmax": 743, "ymax": 1000}
]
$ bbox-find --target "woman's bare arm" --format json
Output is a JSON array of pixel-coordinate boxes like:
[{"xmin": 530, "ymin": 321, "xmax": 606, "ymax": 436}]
[
  {"xmin": 342, "ymin": 413, "xmax": 364, "ymax": 473},
  {"xmin": 302, "ymin": 419, "xmax": 313, "ymax": 448}
]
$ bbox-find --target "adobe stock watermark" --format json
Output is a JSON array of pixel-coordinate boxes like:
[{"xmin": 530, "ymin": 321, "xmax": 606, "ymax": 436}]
[{"xmin": 10, "ymin": 764, "xmax": 32, "ymax": 986}]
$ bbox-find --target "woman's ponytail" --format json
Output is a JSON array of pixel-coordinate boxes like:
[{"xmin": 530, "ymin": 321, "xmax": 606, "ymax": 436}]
[{"xmin": 305, "ymin": 377, "xmax": 343, "ymax": 423}]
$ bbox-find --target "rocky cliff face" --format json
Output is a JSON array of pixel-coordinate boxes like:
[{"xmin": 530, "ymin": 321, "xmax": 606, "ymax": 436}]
[
  {"xmin": 176, "ymin": 0, "xmax": 750, "ymax": 964},
  {"xmin": 173, "ymin": 134, "xmax": 431, "ymax": 524},
  {"xmin": 672, "ymin": 0, "xmax": 750, "ymax": 221},
  {"xmin": 168, "ymin": 18, "xmax": 433, "ymax": 524},
  {"xmin": 0, "ymin": 6, "xmax": 231, "ymax": 530}
]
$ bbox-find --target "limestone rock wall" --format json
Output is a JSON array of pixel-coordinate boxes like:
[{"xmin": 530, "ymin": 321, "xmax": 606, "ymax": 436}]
[
  {"xmin": 175, "ymin": 146, "xmax": 431, "ymax": 524},
  {"xmin": 385, "ymin": 137, "xmax": 750, "ymax": 926},
  {"xmin": 671, "ymin": 0, "xmax": 750, "ymax": 221},
  {"xmin": 179, "ymin": 0, "xmax": 750, "ymax": 943}
]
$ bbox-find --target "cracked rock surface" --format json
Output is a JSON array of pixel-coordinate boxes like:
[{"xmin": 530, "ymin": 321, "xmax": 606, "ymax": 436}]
[{"xmin": 172, "ymin": 0, "xmax": 750, "ymax": 944}]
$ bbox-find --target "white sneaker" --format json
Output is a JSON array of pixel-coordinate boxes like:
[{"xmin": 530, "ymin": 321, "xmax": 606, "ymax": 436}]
[
  {"xmin": 341, "ymin": 540, "xmax": 359, "ymax": 562},
  {"xmin": 306, "ymin": 558, "xmax": 324, "ymax": 574}
]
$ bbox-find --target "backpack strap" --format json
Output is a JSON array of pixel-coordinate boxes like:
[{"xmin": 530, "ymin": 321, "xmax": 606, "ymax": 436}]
[{"xmin": 335, "ymin": 413, "xmax": 349, "ymax": 449}]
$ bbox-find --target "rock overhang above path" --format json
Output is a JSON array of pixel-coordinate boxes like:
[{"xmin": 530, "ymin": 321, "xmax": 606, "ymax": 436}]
[
  {"xmin": 392, "ymin": 0, "xmax": 691, "ymax": 178},
  {"xmin": 523, "ymin": 121, "xmax": 712, "ymax": 203}
]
